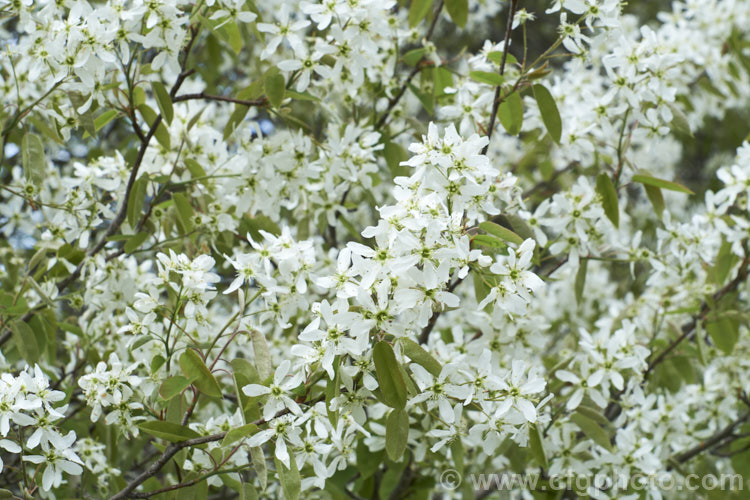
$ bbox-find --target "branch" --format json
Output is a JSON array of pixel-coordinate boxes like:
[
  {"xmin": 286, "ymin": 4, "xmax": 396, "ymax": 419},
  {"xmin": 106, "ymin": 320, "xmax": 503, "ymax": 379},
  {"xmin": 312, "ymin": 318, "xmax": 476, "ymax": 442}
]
[
  {"xmin": 643, "ymin": 254, "xmax": 749, "ymax": 381},
  {"xmin": 109, "ymin": 433, "xmax": 225, "ymax": 500},
  {"xmin": 418, "ymin": 277, "xmax": 463, "ymax": 344},
  {"xmin": 671, "ymin": 411, "xmax": 750, "ymax": 465},
  {"xmin": 110, "ymin": 393, "xmax": 324, "ymax": 500},
  {"xmin": 375, "ymin": 0, "xmax": 445, "ymax": 130},
  {"xmin": 480, "ymin": 0, "xmax": 519, "ymax": 156},
  {"xmin": 172, "ymin": 92, "xmax": 267, "ymax": 107}
]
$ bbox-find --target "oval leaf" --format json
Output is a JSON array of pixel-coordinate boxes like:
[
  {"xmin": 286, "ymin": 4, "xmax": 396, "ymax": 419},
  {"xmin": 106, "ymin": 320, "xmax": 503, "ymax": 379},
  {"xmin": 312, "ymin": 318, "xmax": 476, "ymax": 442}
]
[
  {"xmin": 632, "ymin": 173, "xmax": 694, "ymax": 195},
  {"xmin": 179, "ymin": 349, "xmax": 222, "ymax": 398},
  {"xmin": 532, "ymin": 84, "xmax": 562, "ymax": 144},
  {"xmin": 373, "ymin": 341, "xmax": 407, "ymax": 409},
  {"xmin": 386, "ymin": 408, "xmax": 409, "ymax": 461},
  {"xmin": 138, "ymin": 420, "xmax": 201, "ymax": 443},
  {"xmin": 595, "ymin": 173, "xmax": 619, "ymax": 228}
]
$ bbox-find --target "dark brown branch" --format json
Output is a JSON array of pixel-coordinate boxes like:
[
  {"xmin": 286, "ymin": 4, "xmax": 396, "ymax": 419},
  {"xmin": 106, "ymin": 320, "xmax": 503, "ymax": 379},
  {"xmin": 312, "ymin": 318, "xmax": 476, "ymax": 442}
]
[
  {"xmin": 418, "ymin": 277, "xmax": 463, "ymax": 344},
  {"xmin": 375, "ymin": 0, "xmax": 445, "ymax": 130},
  {"xmin": 480, "ymin": 0, "xmax": 519, "ymax": 156},
  {"xmin": 643, "ymin": 255, "xmax": 749, "ymax": 381},
  {"xmin": 171, "ymin": 92, "xmax": 267, "ymax": 107},
  {"xmin": 109, "ymin": 433, "xmax": 225, "ymax": 500},
  {"xmin": 671, "ymin": 411, "xmax": 750, "ymax": 465}
]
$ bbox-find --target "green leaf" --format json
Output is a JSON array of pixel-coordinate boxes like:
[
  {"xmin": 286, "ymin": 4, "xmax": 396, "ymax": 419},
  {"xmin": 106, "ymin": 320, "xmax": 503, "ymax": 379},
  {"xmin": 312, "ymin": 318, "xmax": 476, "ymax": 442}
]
[
  {"xmin": 445, "ymin": 0, "xmax": 468, "ymax": 27},
  {"xmin": 434, "ymin": 67, "xmax": 454, "ymax": 99},
  {"xmin": 83, "ymin": 109, "xmax": 119, "ymax": 137},
  {"xmin": 471, "ymin": 234, "xmax": 507, "ymax": 249},
  {"xmin": 409, "ymin": 0, "xmax": 434, "ymax": 27},
  {"xmin": 373, "ymin": 342, "xmax": 407, "ymax": 409},
  {"xmin": 384, "ymin": 142, "xmax": 409, "ymax": 178},
  {"xmin": 127, "ymin": 175, "xmax": 148, "ymax": 229},
  {"xmin": 631, "ymin": 173, "xmax": 694, "ymax": 195},
  {"xmin": 137, "ymin": 104, "xmax": 171, "ymax": 150},
  {"xmin": 159, "ymin": 375, "xmax": 191, "ymax": 400},
  {"xmin": 124, "ymin": 231, "xmax": 149, "ymax": 253},
  {"xmin": 252, "ymin": 330, "xmax": 272, "ymax": 380},
  {"xmin": 275, "ymin": 454, "xmax": 301, "ymax": 500},
  {"xmin": 644, "ymin": 184, "xmax": 665, "ymax": 217},
  {"xmin": 487, "ymin": 52, "xmax": 518, "ymax": 66},
  {"xmin": 570, "ymin": 412, "xmax": 612, "ymax": 451},
  {"xmin": 407, "ymin": 83, "xmax": 434, "ymax": 115},
  {"xmin": 138, "ymin": 420, "xmax": 201, "ymax": 443},
  {"xmin": 574, "ymin": 258, "xmax": 587, "ymax": 304},
  {"xmin": 478, "ymin": 221, "xmax": 524, "ymax": 246},
  {"xmin": 173, "ymin": 192, "xmax": 194, "ymax": 233},
  {"xmin": 179, "ymin": 349, "xmax": 222, "ymax": 398},
  {"xmin": 528, "ymin": 423, "xmax": 548, "ymax": 469},
  {"xmin": 385, "ymin": 409, "xmax": 409, "ymax": 461},
  {"xmin": 402, "ymin": 48, "xmax": 426, "ymax": 66},
  {"xmin": 232, "ymin": 358, "xmax": 261, "ymax": 424},
  {"xmin": 532, "ymin": 84, "xmax": 562, "ymax": 144},
  {"xmin": 400, "ymin": 338, "xmax": 442, "ymax": 377},
  {"xmin": 469, "ymin": 71, "xmax": 504, "ymax": 87},
  {"xmin": 473, "ymin": 272, "xmax": 492, "ymax": 308},
  {"xmin": 152, "ymin": 81, "xmax": 174, "ymax": 125},
  {"xmin": 184, "ymin": 158, "xmax": 207, "ymax": 179},
  {"xmin": 222, "ymin": 423, "xmax": 259, "ymax": 447},
  {"xmin": 706, "ymin": 317, "xmax": 739, "ymax": 355},
  {"xmin": 11, "ymin": 320, "xmax": 40, "ymax": 364},
  {"xmin": 22, "ymin": 133, "xmax": 45, "ymax": 187},
  {"xmin": 667, "ymin": 102, "xmax": 692, "ymax": 137},
  {"xmin": 710, "ymin": 239, "xmax": 738, "ymax": 285},
  {"xmin": 595, "ymin": 173, "xmax": 619, "ymax": 228},
  {"xmin": 222, "ymin": 21, "xmax": 243, "ymax": 54},
  {"xmin": 450, "ymin": 438, "xmax": 464, "ymax": 477},
  {"xmin": 497, "ymin": 90, "xmax": 523, "ymax": 136},
  {"xmin": 325, "ymin": 356, "xmax": 341, "ymax": 427},
  {"xmin": 265, "ymin": 73, "xmax": 286, "ymax": 108},
  {"xmin": 695, "ymin": 320, "xmax": 707, "ymax": 365},
  {"xmin": 251, "ymin": 446, "xmax": 267, "ymax": 491}
]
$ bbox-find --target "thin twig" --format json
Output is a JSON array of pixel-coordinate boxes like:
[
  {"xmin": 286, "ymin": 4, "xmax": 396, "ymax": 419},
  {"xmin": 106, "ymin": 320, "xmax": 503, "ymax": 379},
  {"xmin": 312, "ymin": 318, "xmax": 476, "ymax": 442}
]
[{"xmin": 480, "ymin": 0, "xmax": 519, "ymax": 156}]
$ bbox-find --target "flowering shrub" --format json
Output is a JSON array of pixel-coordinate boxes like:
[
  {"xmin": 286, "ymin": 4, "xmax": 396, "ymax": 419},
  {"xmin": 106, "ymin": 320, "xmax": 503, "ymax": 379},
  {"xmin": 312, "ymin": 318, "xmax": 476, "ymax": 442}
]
[{"xmin": 2, "ymin": 0, "xmax": 750, "ymax": 498}]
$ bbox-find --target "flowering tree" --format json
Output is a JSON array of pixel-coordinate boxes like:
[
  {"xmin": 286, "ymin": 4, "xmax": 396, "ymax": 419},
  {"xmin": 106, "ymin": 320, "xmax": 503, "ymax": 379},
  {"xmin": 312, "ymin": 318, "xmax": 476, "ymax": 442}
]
[{"xmin": 2, "ymin": 0, "xmax": 750, "ymax": 498}]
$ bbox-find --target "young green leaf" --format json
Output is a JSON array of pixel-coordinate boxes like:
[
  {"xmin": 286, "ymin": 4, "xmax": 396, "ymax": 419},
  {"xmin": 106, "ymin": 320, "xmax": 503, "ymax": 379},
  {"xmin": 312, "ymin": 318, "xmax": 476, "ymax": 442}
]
[
  {"xmin": 632, "ymin": 173, "xmax": 694, "ymax": 195},
  {"xmin": 265, "ymin": 73, "xmax": 286, "ymax": 108},
  {"xmin": 400, "ymin": 338, "xmax": 442, "ymax": 377},
  {"xmin": 159, "ymin": 375, "xmax": 191, "ymax": 400},
  {"xmin": 409, "ymin": 0, "xmax": 434, "ymax": 27},
  {"xmin": 497, "ymin": 90, "xmax": 523, "ymax": 136},
  {"xmin": 469, "ymin": 71, "xmax": 504, "ymax": 87},
  {"xmin": 179, "ymin": 349, "xmax": 222, "ymax": 398},
  {"xmin": 373, "ymin": 341, "xmax": 407, "ymax": 409},
  {"xmin": 252, "ymin": 330, "xmax": 272, "ymax": 380},
  {"xmin": 487, "ymin": 52, "xmax": 518, "ymax": 66},
  {"xmin": 595, "ymin": 173, "xmax": 619, "ymax": 228},
  {"xmin": 173, "ymin": 192, "xmax": 194, "ymax": 233},
  {"xmin": 532, "ymin": 84, "xmax": 562, "ymax": 144},
  {"xmin": 528, "ymin": 423, "xmax": 548, "ymax": 469},
  {"xmin": 11, "ymin": 320, "xmax": 40, "ymax": 364},
  {"xmin": 385, "ymin": 408, "xmax": 409, "ymax": 461},
  {"xmin": 138, "ymin": 421, "xmax": 201, "ymax": 442},
  {"xmin": 478, "ymin": 221, "xmax": 524, "ymax": 246},
  {"xmin": 643, "ymin": 184, "xmax": 665, "ymax": 217},
  {"xmin": 570, "ymin": 412, "xmax": 612, "ymax": 451},
  {"xmin": 127, "ymin": 175, "xmax": 148, "ymax": 229},
  {"xmin": 22, "ymin": 133, "xmax": 46, "ymax": 188},
  {"xmin": 152, "ymin": 81, "xmax": 174, "ymax": 125},
  {"xmin": 445, "ymin": 0, "xmax": 468, "ymax": 27},
  {"xmin": 275, "ymin": 454, "xmax": 301, "ymax": 500},
  {"xmin": 575, "ymin": 258, "xmax": 588, "ymax": 304}
]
